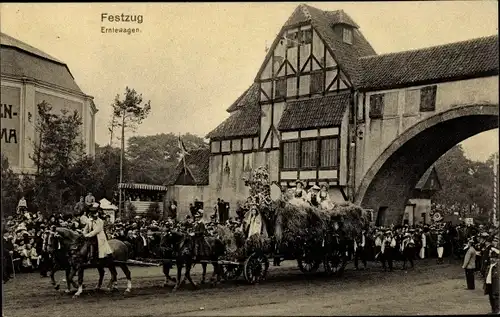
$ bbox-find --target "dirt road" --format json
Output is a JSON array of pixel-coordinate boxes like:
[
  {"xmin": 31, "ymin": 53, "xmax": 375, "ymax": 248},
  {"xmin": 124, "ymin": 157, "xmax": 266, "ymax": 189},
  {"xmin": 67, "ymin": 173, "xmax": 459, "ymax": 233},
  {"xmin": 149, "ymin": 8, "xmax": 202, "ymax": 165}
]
[{"xmin": 3, "ymin": 258, "xmax": 491, "ymax": 317}]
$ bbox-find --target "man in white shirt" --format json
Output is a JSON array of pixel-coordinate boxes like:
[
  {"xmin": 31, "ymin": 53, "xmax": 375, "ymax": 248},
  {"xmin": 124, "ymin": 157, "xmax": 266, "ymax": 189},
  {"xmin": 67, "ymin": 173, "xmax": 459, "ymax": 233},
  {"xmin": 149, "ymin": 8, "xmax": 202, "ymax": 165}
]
[
  {"xmin": 354, "ymin": 229, "xmax": 367, "ymax": 270},
  {"xmin": 381, "ymin": 231, "xmax": 397, "ymax": 272}
]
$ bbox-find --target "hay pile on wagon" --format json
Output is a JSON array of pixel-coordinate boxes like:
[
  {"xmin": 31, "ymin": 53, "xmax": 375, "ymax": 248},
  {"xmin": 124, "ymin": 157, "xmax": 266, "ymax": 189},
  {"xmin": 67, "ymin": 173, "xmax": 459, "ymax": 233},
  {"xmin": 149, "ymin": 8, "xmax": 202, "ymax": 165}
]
[
  {"xmin": 272, "ymin": 199, "xmax": 369, "ymax": 251},
  {"xmin": 237, "ymin": 166, "xmax": 368, "ymax": 257}
]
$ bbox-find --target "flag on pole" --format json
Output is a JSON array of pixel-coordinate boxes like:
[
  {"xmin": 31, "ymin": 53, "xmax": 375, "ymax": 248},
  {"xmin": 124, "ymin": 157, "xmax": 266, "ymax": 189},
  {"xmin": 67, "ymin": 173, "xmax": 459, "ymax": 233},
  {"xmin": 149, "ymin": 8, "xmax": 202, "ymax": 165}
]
[{"xmin": 178, "ymin": 134, "xmax": 189, "ymax": 171}]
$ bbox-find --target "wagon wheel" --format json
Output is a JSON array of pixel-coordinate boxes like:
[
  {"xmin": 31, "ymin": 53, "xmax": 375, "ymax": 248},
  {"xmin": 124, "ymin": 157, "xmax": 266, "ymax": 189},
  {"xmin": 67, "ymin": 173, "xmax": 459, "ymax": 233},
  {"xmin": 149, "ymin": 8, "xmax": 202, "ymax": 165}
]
[
  {"xmin": 243, "ymin": 252, "xmax": 269, "ymax": 284},
  {"xmin": 297, "ymin": 258, "xmax": 321, "ymax": 274},
  {"xmin": 222, "ymin": 264, "xmax": 243, "ymax": 281},
  {"xmin": 324, "ymin": 250, "xmax": 347, "ymax": 277}
]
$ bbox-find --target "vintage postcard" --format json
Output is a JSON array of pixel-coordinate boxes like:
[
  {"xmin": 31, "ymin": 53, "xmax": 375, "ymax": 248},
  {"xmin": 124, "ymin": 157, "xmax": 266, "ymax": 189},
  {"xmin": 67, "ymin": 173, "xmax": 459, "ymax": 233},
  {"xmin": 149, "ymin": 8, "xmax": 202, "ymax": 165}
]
[{"xmin": 1, "ymin": 2, "xmax": 499, "ymax": 316}]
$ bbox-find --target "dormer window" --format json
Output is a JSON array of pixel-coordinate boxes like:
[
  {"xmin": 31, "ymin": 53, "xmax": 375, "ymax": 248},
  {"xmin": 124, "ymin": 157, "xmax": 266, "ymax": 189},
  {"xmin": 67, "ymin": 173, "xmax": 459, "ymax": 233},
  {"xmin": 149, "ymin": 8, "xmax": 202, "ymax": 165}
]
[{"xmin": 342, "ymin": 27, "xmax": 353, "ymax": 44}]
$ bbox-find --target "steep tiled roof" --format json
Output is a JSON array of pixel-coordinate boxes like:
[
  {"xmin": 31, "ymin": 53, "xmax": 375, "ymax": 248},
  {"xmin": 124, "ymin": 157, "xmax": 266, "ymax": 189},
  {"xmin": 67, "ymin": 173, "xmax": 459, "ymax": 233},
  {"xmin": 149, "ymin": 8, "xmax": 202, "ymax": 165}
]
[
  {"xmin": 206, "ymin": 83, "xmax": 260, "ymax": 139},
  {"xmin": 324, "ymin": 10, "xmax": 360, "ymax": 28},
  {"xmin": 226, "ymin": 83, "xmax": 260, "ymax": 113},
  {"xmin": 164, "ymin": 148, "xmax": 210, "ymax": 186},
  {"xmin": 265, "ymin": 4, "xmax": 376, "ymax": 88},
  {"xmin": 359, "ymin": 35, "xmax": 499, "ymax": 91},
  {"xmin": 301, "ymin": 4, "xmax": 376, "ymax": 87},
  {"xmin": 278, "ymin": 92, "xmax": 350, "ymax": 131},
  {"xmin": 1, "ymin": 33, "xmax": 83, "ymax": 94}
]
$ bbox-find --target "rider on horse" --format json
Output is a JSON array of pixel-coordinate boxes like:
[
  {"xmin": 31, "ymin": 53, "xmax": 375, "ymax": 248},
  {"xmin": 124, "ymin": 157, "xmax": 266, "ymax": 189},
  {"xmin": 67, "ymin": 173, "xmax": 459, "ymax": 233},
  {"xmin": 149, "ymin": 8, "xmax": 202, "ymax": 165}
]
[{"xmin": 82, "ymin": 203, "xmax": 112, "ymax": 264}]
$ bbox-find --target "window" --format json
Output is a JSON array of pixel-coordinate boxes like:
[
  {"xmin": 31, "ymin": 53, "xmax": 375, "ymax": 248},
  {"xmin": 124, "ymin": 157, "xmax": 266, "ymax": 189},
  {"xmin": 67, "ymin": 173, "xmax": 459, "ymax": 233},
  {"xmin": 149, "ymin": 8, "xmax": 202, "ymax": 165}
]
[
  {"xmin": 320, "ymin": 138, "xmax": 338, "ymax": 168},
  {"xmin": 275, "ymin": 78, "xmax": 287, "ymax": 99},
  {"xmin": 420, "ymin": 85, "xmax": 437, "ymax": 112},
  {"xmin": 287, "ymin": 31, "xmax": 299, "ymax": 48},
  {"xmin": 310, "ymin": 72, "xmax": 324, "ymax": 94},
  {"xmin": 281, "ymin": 137, "xmax": 339, "ymax": 170},
  {"xmin": 301, "ymin": 140, "xmax": 317, "ymax": 168},
  {"xmin": 301, "ymin": 29, "xmax": 312, "ymax": 45},
  {"xmin": 243, "ymin": 153, "xmax": 253, "ymax": 172},
  {"xmin": 282, "ymin": 141, "xmax": 299, "ymax": 169},
  {"xmin": 342, "ymin": 27, "xmax": 353, "ymax": 44},
  {"xmin": 369, "ymin": 94, "xmax": 384, "ymax": 119}
]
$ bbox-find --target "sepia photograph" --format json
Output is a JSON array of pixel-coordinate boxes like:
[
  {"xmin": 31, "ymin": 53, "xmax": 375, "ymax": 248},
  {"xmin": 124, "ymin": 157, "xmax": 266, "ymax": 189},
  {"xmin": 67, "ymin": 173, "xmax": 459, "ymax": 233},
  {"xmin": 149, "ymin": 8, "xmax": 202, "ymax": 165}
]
[{"xmin": 1, "ymin": 2, "xmax": 499, "ymax": 316}]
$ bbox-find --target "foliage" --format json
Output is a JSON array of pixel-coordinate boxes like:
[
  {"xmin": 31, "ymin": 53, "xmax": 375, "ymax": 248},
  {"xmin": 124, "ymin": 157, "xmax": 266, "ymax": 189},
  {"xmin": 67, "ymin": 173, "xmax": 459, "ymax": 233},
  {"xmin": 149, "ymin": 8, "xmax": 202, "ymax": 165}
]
[
  {"xmin": 94, "ymin": 144, "xmax": 123, "ymax": 200},
  {"xmin": 145, "ymin": 202, "xmax": 161, "ymax": 221},
  {"xmin": 126, "ymin": 132, "xmax": 207, "ymax": 184},
  {"xmin": 1, "ymin": 154, "xmax": 20, "ymax": 215},
  {"xmin": 432, "ymin": 145, "xmax": 496, "ymax": 216},
  {"xmin": 30, "ymin": 102, "xmax": 87, "ymax": 214}
]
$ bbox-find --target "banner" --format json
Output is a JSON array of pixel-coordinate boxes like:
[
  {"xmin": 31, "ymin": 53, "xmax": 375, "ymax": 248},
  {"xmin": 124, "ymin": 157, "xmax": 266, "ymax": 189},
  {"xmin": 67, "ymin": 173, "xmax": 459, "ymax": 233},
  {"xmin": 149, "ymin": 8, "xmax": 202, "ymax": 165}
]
[{"xmin": 0, "ymin": 86, "xmax": 21, "ymax": 167}]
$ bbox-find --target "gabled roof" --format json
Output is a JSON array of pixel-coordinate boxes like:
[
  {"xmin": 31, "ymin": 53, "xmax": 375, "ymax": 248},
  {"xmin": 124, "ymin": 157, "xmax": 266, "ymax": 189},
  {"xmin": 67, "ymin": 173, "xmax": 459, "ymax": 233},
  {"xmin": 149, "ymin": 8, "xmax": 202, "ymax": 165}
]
[
  {"xmin": 278, "ymin": 92, "xmax": 350, "ymax": 131},
  {"xmin": 1, "ymin": 32, "xmax": 84, "ymax": 94},
  {"xmin": 359, "ymin": 35, "xmax": 499, "ymax": 91},
  {"xmin": 206, "ymin": 83, "xmax": 260, "ymax": 139},
  {"xmin": 415, "ymin": 166, "xmax": 441, "ymax": 191},
  {"xmin": 164, "ymin": 148, "xmax": 210, "ymax": 186},
  {"xmin": 256, "ymin": 4, "xmax": 376, "ymax": 88}
]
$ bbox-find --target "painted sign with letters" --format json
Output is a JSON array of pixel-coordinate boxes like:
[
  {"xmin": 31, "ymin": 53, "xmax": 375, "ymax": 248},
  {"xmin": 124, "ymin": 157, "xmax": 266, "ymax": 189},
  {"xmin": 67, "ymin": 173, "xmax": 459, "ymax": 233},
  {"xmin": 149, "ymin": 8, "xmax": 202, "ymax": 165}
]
[{"xmin": 0, "ymin": 86, "xmax": 21, "ymax": 167}]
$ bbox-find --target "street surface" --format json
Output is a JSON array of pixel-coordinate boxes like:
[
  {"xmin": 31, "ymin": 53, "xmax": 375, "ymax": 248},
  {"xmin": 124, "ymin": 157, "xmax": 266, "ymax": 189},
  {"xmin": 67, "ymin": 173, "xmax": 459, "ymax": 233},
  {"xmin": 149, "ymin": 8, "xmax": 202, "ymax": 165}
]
[{"xmin": 3, "ymin": 258, "xmax": 491, "ymax": 316}]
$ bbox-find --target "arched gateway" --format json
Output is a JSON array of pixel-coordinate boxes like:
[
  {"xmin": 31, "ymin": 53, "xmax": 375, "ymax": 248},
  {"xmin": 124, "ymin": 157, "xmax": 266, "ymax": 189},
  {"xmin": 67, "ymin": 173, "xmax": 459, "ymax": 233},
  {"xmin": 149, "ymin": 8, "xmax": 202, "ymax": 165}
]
[{"xmin": 355, "ymin": 104, "xmax": 499, "ymax": 225}]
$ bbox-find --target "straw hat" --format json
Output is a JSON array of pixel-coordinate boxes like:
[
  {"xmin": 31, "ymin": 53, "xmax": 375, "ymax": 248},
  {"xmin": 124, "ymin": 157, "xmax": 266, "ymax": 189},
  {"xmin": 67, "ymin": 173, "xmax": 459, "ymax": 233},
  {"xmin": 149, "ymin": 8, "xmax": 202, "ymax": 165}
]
[
  {"xmin": 296, "ymin": 180, "xmax": 305, "ymax": 187},
  {"xmin": 311, "ymin": 185, "xmax": 320, "ymax": 191}
]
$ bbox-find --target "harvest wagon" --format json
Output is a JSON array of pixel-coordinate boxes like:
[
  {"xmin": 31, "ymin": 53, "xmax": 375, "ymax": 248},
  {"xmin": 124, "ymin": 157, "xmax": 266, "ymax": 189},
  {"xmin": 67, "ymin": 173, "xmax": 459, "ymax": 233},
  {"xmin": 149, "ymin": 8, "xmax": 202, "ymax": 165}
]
[
  {"xmin": 210, "ymin": 166, "xmax": 369, "ymax": 284},
  {"xmin": 134, "ymin": 166, "xmax": 368, "ymax": 286}
]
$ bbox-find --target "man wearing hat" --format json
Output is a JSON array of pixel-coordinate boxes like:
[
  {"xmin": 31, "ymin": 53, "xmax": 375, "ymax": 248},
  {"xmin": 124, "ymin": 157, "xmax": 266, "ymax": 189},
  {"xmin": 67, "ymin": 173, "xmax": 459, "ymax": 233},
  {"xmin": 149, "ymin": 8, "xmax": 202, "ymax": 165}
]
[
  {"xmin": 82, "ymin": 203, "xmax": 112, "ymax": 264},
  {"xmin": 307, "ymin": 185, "xmax": 321, "ymax": 207},
  {"xmin": 481, "ymin": 236, "xmax": 495, "ymax": 279},
  {"xmin": 463, "ymin": 238, "xmax": 477, "ymax": 290},
  {"xmin": 381, "ymin": 230, "xmax": 396, "ymax": 272},
  {"xmin": 401, "ymin": 232, "xmax": 416, "ymax": 270},
  {"xmin": 192, "ymin": 210, "xmax": 210, "ymax": 260},
  {"xmin": 484, "ymin": 247, "xmax": 500, "ymax": 314}
]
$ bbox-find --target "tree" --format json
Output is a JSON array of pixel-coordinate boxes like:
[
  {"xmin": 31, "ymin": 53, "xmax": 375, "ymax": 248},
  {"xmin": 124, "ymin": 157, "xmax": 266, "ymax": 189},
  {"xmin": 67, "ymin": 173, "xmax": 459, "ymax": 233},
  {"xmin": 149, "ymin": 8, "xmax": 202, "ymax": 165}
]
[
  {"xmin": 30, "ymin": 101, "xmax": 86, "ymax": 215},
  {"xmin": 126, "ymin": 133, "xmax": 207, "ymax": 184},
  {"xmin": 1, "ymin": 154, "xmax": 20, "ymax": 216},
  {"xmin": 111, "ymin": 87, "xmax": 151, "ymax": 216},
  {"xmin": 432, "ymin": 144, "xmax": 494, "ymax": 216}
]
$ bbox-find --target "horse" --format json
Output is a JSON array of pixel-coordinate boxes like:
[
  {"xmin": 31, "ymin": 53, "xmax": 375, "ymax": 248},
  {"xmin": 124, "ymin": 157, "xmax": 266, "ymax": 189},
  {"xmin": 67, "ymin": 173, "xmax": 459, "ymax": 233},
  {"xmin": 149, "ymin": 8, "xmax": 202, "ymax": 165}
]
[
  {"xmin": 53, "ymin": 227, "xmax": 132, "ymax": 298},
  {"xmin": 159, "ymin": 230, "xmax": 225, "ymax": 291},
  {"xmin": 45, "ymin": 229, "xmax": 80, "ymax": 293}
]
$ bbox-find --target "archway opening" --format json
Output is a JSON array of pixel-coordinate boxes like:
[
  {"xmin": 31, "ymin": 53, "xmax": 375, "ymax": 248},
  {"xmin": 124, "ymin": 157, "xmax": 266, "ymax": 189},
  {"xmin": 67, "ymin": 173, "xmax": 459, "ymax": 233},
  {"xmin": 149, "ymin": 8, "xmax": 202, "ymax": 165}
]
[{"xmin": 357, "ymin": 105, "xmax": 498, "ymax": 225}]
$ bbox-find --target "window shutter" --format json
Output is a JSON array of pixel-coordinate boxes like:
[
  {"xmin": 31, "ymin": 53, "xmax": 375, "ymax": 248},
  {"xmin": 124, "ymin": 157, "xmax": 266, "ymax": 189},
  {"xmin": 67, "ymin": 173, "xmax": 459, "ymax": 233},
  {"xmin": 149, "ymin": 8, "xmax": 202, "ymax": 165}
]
[
  {"xmin": 275, "ymin": 78, "xmax": 287, "ymax": 99},
  {"xmin": 419, "ymin": 85, "xmax": 437, "ymax": 112},
  {"xmin": 310, "ymin": 72, "xmax": 324, "ymax": 94},
  {"xmin": 369, "ymin": 94, "xmax": 384, "ymax": 119}
]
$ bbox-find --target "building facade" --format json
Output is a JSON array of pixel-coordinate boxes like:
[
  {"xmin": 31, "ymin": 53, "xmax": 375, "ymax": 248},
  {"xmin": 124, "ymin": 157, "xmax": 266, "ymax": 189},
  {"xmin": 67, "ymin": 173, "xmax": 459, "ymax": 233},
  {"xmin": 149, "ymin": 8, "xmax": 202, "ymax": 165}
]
[
  {"xmin": 204, "ymin": 4, "xmax": 497, "ymax": 222},
  {"xmin": 1, "ymin": 33, "xmax": 97, "ymax": 174}
]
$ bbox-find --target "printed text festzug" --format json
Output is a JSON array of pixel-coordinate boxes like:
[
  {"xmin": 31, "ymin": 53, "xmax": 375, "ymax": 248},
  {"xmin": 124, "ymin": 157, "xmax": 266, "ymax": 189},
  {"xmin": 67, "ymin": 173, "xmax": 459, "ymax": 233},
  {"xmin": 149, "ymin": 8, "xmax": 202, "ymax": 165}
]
[
  {"xmin": 101, "ymin": 13, "xmax": 143, "ymax": 35},
  {"xmin": 101, "ymin": 13, "xmax": 143, "ymax": 24}
]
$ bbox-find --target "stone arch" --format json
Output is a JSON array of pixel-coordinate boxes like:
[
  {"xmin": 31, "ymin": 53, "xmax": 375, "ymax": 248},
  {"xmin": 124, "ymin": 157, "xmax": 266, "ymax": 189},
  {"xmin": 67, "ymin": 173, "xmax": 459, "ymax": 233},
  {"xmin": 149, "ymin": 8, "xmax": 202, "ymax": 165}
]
[{"xmin": 354, "ymin": 104, "xmax": 499, "ymax": 225}]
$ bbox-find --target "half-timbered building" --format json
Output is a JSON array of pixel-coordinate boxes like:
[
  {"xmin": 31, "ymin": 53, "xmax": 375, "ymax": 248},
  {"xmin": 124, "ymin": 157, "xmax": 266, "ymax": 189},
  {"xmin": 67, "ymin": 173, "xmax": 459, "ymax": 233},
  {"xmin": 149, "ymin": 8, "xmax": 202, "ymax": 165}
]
[
  {"xmin": 206, "ymin": 4, "xmax": 375, "ymax": 207},
  {"xmin": 203, "ymin": 4, "xmax": 498, "ymax": 220}
]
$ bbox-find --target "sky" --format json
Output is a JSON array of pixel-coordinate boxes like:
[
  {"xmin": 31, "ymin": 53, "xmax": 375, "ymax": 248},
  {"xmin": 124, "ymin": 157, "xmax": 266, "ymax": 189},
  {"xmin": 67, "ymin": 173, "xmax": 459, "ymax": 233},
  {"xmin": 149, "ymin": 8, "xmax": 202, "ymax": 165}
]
[{"xmin": 1, "ymin": 2, "xmax": 498, "ymax": 162}]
